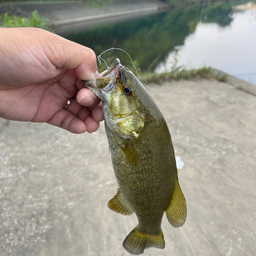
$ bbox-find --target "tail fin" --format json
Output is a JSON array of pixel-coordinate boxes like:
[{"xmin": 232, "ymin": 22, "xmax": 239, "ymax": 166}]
[{"xmin": 123, "ymin": 227, "xmax": 165, "ymax": 255}]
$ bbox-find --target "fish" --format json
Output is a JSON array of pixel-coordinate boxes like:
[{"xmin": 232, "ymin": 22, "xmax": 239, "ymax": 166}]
[{"xmin": 83, "ymin": 58, "xmax": 187, "ymax": 255}]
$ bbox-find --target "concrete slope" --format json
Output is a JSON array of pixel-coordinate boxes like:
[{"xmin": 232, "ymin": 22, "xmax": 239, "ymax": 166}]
[
  {"xmin": 0, "ymin": 77, "xmax": 255, "ymax": 256},
  {"xmin": 0, "ymin": 1, "xmax": 163, "ymax": 34}
]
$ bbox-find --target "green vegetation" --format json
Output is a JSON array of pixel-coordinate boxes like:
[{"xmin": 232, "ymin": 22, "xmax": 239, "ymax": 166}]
[
  {"xmin": 0, "ymin": 0, "xmax": 81, "ymax": 2},
  {"xmin": 0, "ymin": 0, "xmax": 243, "ymax": 84},
  {"xmin": 0, "ymin": 10, "xmax": 50, "ymax": 30},
  {"xmin": 0, "ymin": 0, "xmax": 114, "ymax": 4},
  {"xmin": 67, "ymin": 1, "xmax": 245, "ymax": 73},
  {"xmin": 160, "ymin": 0, "xmax": 248, "ymax": 8},
  {"xmin": 139, "ymin": 66, "xmax": 229, "ymax": 84},
  {"xmin": 64, "ymin": 0, "xmax": 247, "ymax": 84},
  {"xmin": 159, "ymin": 0, "xmax": 205, "ymax": 8},
  {"xmin": 141, "ymin": 67, "xmax": 214, "ymax": 84},
  {"xmin": 215, "ymin": 73, "xmax": 228, "ymax": 82},
  {"xmin": 210, "ymin": 69, "xmax": 229, "ymax": 82}
]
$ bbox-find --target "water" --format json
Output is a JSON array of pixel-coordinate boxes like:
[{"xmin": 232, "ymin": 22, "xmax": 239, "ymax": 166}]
[
  {"xmin": 65, "ymin": 1, "xmax": 256, "ymax": 85},
  {"xmin": 156, "ymin": 9, "xmax": 256, "ymax": 85}
]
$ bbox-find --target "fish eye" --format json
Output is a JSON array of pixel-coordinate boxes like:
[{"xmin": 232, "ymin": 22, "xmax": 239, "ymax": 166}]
[{"xmin": 123, "ymin": 86, "xmax": 132, "ymax": 96}]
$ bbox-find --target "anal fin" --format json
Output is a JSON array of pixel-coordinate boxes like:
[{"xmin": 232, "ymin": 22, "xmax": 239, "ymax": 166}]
[
  {"xmin": 108, "ymin": 188, "xmax": 134, "ymax": 215},
  {"xmin": 165, "ymin": 177, "xmax": 187, "ymax": 227}
]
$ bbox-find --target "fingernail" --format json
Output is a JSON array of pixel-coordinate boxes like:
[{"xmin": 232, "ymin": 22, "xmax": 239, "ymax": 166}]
[
  {"xmin": 78, "ymin": 95, "xmax": 93, "ymax": 105},
  {"xmin": 86, "ymin": 73, "xmax": 96, "ymax": 81},
  {"xmin": 85, "ymin": 71, "xmax": 99, "ymax": 81},
  {"xmin": 95, "ymin": 71, "xmax": 100, "ymax": 78}
]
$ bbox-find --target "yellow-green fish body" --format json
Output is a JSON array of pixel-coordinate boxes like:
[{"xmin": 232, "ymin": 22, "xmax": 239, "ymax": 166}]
[{"xmin": 84, "ymin": 58, "xmax": 186, "ymax": 255}]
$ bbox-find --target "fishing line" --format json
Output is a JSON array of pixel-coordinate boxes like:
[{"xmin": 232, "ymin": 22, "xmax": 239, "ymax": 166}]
[
  {"xmin": 98, "ymin": 55, "xmax": 109, "ymax": 69},
  {"xmin": 98, "ymin": 47, "xmax": 183, "ymax": 95},
  {"xmin": 96, "ymin": 1, "xmax": 209, "ymax": 96},
  {"xmin": 200, "ymin": 0, "xmax": 207, "ymax": 23},
  {"xmin": 98, "ymin": 47, "xmax": 157, "ymax": 91},
  {"xmin": 170, "ymin": 0, "xmax": 207, "ymax": 95},
  {"xmin": 165, "ymin": 0, "xmax": 208, "ymax": 96},
  {"xmin": 98, "ymin": 47, "xmax": 141, "ymax": 79}
]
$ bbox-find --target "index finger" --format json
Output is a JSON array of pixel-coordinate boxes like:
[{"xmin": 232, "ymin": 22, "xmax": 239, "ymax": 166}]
[{"xmin": 43, "ymin": 31, "xmax": 98, "ymax": 81}]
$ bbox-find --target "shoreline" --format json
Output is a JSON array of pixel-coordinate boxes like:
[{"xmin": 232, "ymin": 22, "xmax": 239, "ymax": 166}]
[
  {"xmin": 211, "ymin": 68, "xmax": 256, "ymax": 96},
  {"xmin": 0, "ymin": 1, "xmax": 168, "ymax": 35},
  {"xmin": 1, "ymin": 1, "xmax": 255, "ymax": 90}
]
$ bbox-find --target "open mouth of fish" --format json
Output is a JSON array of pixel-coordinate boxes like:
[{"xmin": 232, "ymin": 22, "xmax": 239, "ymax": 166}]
[{"xmin": 83, "ymin": 58, "xmax": 125, "ymax": 99}]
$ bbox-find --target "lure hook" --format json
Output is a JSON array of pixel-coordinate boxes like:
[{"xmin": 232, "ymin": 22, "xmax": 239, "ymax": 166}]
[{"xmin": 97, "ymin": 55, "xmax": 109, "ymax": 69}]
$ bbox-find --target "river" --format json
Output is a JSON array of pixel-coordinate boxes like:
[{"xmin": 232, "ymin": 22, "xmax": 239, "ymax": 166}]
[{"xmin": 65, "ymin": 2, "xmax": 256, "ymax": 85}]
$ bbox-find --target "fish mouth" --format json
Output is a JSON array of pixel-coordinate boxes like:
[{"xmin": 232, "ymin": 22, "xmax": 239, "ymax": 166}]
[
  {"xmin": 101, "ymin": 58, "xmax": 121, "ymax": 78},
  {"xmin": 83, "ymin": 58, "xmax": 121, "ymax": 99}
]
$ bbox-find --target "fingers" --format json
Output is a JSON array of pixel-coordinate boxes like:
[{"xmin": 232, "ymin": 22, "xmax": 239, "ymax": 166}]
[
  {"xmin": 74, "ymin": 48, "xmax": 98, "ymax": 81},
  {"xmin": 47, "ymin": 108, "xmax": 100, "ymax": 134},
  {"xmin": 0, "ymin": 28, "xmax": 98, "ymax": 86},
  {"xmin": 46, "ymin": 33, "xmax": 98, "ymax": 81},
  {"xmin": 44, "ymin": 32, "xmax": 104, "ymax": 132},
  {"xmin": 47, "ymin": 95, "xmax": 103, "ymax": 134},
  {"xmin": 91, "ymin": 104, "xmax": 104, "ymax": 123},
  {"xmin": 76, "ymin": 88, "xmax": 101, "ymax": 107}
]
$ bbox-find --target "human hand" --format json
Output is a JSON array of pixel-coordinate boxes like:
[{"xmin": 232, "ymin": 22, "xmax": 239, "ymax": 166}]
[{"xmin": 0, "ymin": 27, "xmax": 103, "ymax": 133}]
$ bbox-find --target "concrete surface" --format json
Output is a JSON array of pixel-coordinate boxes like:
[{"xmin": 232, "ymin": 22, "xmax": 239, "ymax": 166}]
[
  {"xmin": 0, "ymin": 1, "xmax": 164, "ymax": 35},
  {"xmin": 0, "ymin": 77, "xmax": 256, "ymax": 256}
]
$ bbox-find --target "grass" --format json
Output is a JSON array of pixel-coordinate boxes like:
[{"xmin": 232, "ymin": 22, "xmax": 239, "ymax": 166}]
[
  {"xmin": 97, "ymin": 55, "xmax": 227, "ymax": 84},
  {"xmin": 139, "ymin": 67, "xmax": 221, "ymax": 84},
  {"xmin": 0, "ymin": 0, "xmax": 81, "ymax": 2},
  {"xmin": 215, "ymin": 73, "xmax": 228, "ymax": 82},
  {"xmin": 0, "ymin": 10, "xmax": 50, "ymax": 30}
]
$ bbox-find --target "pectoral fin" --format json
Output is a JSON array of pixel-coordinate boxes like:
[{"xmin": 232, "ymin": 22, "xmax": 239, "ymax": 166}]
[
  {"xmin": 165, "ymin": 177, "xmax": 187, "ymax": 227},
  {"xmin": 108, "ymin": 189, "xmax": 134, "ymax": 215}
]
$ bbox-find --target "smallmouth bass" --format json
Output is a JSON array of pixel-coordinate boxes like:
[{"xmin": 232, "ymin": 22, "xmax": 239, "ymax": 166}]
[{"xmin": 84, "ymin": 58, "xmax": 187, "ymax": 255}]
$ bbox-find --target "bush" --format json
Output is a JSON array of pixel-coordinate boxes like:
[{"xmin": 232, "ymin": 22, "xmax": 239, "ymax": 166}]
[{"xmin": 0, "ymin": 10, "xmax": 50, "ymax": 30}]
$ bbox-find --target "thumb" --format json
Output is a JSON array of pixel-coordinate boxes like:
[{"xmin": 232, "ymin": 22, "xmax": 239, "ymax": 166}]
[
  {"xmin": 43, "ymin": 31, "xmax": 98, "ymax": 81},
  {"xmin": 61, "ymin": 42, "xmax": 98, "ymax": 81}
]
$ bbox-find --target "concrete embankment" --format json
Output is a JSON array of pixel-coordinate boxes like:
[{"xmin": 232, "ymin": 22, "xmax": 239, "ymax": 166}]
[
  {"xmin": 0, "ymin": 0, "xmax": 167, "ymax": 35},
  {"xmin": 0, "ymin": 72, "xmax": 256, "ymax": 256}
]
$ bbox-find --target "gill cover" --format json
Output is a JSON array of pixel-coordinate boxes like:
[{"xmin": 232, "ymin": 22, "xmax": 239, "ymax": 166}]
[{"xmin": 85, "ymin": 59, "xmax": 145, "ymax": 139}]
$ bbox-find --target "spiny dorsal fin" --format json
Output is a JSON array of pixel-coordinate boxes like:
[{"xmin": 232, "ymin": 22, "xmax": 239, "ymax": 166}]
[
  {"xmin": 165, "ymin": 177, "xmax": 187, "ymax": 227},
  {"xmin": 108, "ymin": 188, "xmax": 134, "ymax": 215}
]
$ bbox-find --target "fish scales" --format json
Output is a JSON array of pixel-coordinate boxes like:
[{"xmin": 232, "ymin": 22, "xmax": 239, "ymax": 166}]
[
  {"xmin": 84, "ymin": 58, "xmax": 187, "ymax": 255},
  {"xmin": 107, "ymin": 127, "xmax": 167, "ymax": 235}
]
